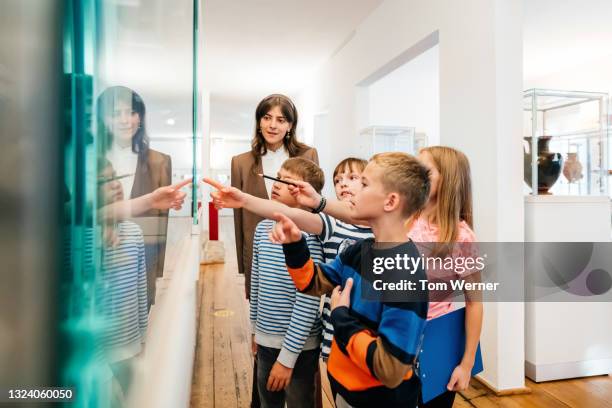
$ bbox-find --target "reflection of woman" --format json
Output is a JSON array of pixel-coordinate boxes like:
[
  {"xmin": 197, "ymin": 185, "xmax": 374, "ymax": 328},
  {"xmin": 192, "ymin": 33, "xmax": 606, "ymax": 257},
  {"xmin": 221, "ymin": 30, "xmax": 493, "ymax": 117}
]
[
  {"xmin": 231, "ymin": 94, "xmax": 318, "ymax": 299},
  {"xmin": 98, "ymin": 86, "xmax": 172, "ymax": 310}
]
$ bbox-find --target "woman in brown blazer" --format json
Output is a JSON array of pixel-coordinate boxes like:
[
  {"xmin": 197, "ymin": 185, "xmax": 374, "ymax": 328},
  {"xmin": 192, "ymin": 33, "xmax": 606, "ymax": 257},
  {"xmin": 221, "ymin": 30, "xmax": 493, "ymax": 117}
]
[
  {"xmin": 98, "ymin": 86, "xmax": 172, "ymax": 311},
  {"xmin": 231, "ymin": 94, "xmax": 318, "ymax": 300}
]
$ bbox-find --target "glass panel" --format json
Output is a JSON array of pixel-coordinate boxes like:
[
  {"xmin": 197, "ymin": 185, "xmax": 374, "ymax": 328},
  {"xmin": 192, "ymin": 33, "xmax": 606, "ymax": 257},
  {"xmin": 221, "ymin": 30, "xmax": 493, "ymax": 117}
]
[{"xmin": 60, "ymin": 0, "xmax": 198, "ymax": 404}]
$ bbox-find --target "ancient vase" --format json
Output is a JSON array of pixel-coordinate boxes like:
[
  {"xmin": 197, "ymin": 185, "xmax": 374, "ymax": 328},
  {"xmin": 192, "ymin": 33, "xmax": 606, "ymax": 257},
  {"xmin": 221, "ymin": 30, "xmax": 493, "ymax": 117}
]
[
  {"xmin": 562, "ymin": 152, "xmax": 583, "ymax": 183},
  {"xmin": 524, "ymin": 136, "xmax": 563, "ymax": 194}
]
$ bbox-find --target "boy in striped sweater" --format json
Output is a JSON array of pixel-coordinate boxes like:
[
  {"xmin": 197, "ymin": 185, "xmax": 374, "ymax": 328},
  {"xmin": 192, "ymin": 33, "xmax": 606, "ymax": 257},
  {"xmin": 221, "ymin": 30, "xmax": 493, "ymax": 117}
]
[{"xmin": 249, "ymin": 157, "xmax": 325, "ymax": 408}]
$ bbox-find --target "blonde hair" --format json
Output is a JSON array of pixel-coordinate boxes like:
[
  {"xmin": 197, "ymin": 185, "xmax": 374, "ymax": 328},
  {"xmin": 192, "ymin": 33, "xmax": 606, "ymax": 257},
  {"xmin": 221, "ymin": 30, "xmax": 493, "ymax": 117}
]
[
  {"xmin": 369, "ymin": 152, "xmax": 430, "ymax": 217},
  {"xmin": 281, "ymin": 157, "xmax": 325, "ymax": 194},
  {"xmin": 332, "ymin": 157, "xmax": 367, "ymax": 182},
  {"xmin": 420, "ymin": 146, "xmax": 473, "ymax": 245}
]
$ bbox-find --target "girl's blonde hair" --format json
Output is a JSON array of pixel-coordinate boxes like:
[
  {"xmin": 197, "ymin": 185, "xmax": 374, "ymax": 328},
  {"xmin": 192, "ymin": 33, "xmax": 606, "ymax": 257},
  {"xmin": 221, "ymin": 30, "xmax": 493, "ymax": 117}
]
[{"xmin": 420, "ymin": 146, "xmax": 473, "ymax": 246}]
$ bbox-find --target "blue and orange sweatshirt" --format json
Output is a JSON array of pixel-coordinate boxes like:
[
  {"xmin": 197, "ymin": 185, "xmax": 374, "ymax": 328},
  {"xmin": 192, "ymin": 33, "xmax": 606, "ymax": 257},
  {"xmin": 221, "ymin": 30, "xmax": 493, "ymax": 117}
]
[{"xmin": 282, "ymin": 236, "xmax": 428, "ymax": 407}]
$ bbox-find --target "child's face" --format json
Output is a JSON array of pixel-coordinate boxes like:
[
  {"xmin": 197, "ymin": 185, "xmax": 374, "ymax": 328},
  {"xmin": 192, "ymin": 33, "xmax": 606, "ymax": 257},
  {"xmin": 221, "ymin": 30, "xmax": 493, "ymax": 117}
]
[
  {"xmin": 271, "ymin": 168, "xmax": 303, "ymax": 207},
  {"xmin": 350, "ymin": 162, "xmax": 388, "ymax": 220},
  {"xmin": 97, "ymin": 165, "xmax": 124, "ymax": 206},
  {"xmin": 418, "ymin": 151, "xmax": 440, "ymax": 201},
  {"xmin": 333, "ymin": 165, "xmax": 363, "ymax": 202}
]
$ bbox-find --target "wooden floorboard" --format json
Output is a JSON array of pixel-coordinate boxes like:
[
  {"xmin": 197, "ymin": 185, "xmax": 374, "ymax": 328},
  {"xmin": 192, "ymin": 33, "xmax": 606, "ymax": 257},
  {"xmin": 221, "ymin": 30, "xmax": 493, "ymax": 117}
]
[{"xmin": 190, "ymin": 216, "xmax": 612, "ymax": 407}]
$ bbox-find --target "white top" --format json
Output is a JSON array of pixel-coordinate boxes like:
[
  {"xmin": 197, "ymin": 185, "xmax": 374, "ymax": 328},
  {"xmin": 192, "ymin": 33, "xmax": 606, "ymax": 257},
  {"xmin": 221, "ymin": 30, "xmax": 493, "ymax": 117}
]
[
  {"xmin": 107, "ymin": 143, "xmax": 138, "ymax": 198},
  {"xmin": 261, "ymin": 146, "xmax": 289, "ymax": 198}
]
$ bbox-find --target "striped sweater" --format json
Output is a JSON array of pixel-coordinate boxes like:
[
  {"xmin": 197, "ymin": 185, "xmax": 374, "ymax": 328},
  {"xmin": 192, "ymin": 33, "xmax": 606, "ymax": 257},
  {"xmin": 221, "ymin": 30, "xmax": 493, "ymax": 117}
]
[
  {"xmin": 250, "ymin": 219, "xmax": 324, "ymax": 368},
  {"xmin": 318, "ymin": 213, "xmax": 373, "ymax": 360},
  {"xmin": 98, "ymin": 221, "xmax": 148, "ymax": 363}
]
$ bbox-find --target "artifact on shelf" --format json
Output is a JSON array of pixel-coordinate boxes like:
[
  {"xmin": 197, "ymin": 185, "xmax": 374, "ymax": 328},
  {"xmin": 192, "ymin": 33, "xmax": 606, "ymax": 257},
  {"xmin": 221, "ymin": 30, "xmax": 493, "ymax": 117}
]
[
  {"xmin": 562, "ymin": 152, "xmax": 583, "ymax": 183},
  {"xmin": 523, "ymin": 136, "xmax": 563, "ymax": 194}
]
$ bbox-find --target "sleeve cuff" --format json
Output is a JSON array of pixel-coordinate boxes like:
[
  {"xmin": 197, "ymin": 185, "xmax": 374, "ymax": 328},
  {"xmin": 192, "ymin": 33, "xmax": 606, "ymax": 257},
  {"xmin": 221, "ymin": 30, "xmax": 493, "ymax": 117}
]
[
  {"xmin": 282, "ymin": 236, "xmax": 310, "ymax": 268},
  {"xmin": 277, "ymin": 347, "xmax": 299, "ymax": 369},
  {"xmin": 251, "ymin": 321, "xmax": 257, "ymax": 334}
]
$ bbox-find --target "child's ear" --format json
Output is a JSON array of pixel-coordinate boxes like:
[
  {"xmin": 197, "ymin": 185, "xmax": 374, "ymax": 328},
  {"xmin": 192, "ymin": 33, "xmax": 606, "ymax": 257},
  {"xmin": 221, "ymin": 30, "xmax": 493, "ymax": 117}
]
[{"xmin": 383, "ymin": 192, "xmax": 401, "ymax": 213}]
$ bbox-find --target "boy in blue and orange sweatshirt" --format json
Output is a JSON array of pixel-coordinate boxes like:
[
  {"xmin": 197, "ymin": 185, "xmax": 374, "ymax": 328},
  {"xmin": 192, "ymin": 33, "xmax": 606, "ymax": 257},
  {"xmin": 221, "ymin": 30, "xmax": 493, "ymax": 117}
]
[{"xmin": 270, "ymin": 152, "xmax": 431, "ymax": 408}]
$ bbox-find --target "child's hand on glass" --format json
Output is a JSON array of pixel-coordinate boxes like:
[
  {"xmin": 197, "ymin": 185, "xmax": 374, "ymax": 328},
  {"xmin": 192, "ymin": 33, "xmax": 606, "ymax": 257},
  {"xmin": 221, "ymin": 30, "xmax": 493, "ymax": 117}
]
[
  {"xmin": 202, "ymin": 177, "xmax": 246, "ymax": 209},
  {"xmin": 269, "ymin": 213, "xmax": 302, "ymax": 244},
  {"xmin": 331, "ymin": 278, "xmax": 354, "ymax": 311},
  {"xmin": 285, "ymin": 178, "xmax": 322, "ymax": 209}
]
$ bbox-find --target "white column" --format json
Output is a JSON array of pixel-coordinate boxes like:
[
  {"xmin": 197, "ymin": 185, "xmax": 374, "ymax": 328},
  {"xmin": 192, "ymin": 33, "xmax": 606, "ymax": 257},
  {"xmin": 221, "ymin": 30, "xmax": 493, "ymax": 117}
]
[{"xmin": 439, "ymin": 0, "xmax": 525, "ymax": 391}]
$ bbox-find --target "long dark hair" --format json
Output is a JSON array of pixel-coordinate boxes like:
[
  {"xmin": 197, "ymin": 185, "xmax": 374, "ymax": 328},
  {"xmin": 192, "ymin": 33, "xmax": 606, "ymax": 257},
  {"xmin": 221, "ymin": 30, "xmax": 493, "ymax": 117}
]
[
  {"xmin": 250, "ymin": 94, "xmax": 309, "ymax": 169},
  {"xmin": 97, "ymin": 86, "xmax": 149, "ymax": 156}
]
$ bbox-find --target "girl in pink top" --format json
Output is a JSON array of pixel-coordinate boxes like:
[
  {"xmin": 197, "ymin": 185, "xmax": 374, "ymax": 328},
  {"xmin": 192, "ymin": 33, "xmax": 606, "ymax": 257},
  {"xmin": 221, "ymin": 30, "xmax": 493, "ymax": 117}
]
[{"xmin": 408, "ymin": 146, "xmax": 483, "ymax": 408}]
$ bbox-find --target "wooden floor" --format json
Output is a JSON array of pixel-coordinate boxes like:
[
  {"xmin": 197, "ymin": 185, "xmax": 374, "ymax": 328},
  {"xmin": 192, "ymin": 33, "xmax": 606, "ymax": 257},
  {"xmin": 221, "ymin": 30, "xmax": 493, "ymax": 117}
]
[{"xmin": 190, "ymin": 217, "xmax": 612, "ymax": 408}]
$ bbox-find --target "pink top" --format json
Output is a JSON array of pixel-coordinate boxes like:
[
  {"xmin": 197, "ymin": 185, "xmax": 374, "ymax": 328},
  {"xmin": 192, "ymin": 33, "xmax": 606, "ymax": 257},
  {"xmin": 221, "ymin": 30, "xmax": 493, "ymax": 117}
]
[{"xmin": 407, "ymin": 216, "xmax": 477, "ymax": 320}]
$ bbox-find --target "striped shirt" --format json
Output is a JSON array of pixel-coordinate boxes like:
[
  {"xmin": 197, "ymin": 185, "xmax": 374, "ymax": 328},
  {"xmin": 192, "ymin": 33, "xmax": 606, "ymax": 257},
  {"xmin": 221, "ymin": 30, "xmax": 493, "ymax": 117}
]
[
  {"xmin": 318, "ymin": 213, "xmax": 373, "ymax": 360},
  {"xmin": 250, "ymin": 219, "xmax": 324, "ymax": 368},
  {"xmin": 98, "ymin": 221, "xmax": 148, "ymax": 363}
]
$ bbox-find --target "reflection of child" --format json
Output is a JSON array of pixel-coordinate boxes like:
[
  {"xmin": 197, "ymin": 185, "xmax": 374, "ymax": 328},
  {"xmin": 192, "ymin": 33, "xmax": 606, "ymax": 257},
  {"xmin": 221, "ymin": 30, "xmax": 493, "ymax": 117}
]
[
  {"xmin": 248, "ymin": 158, "xmax": 325, "ymax": 407},
  {"xmin": 270, "ymin": 153, "xmax": 431, "ymax": 408},
  {"xmin": 409, "ymin": 146, "xmax": 482, "ymax": 408},
  {"xmin": 97, "ymin": 161, "xmax": 148, "ymax": 397}
]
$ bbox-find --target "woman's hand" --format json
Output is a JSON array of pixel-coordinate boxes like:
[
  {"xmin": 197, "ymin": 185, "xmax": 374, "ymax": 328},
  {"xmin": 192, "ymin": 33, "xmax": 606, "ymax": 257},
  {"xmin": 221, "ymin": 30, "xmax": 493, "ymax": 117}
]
[
  {"xmin": 285, "ymin": 178, "xmax": 322, "ymax": 209},
  {"xmin": 251, "ymin": 334, "xmax": 257, "ymax": 356},
  {"xmin": 267, "ymin": 361, "xmax": 293, "ymax": 392},
  {"xmin": 202, "ymin": 177, "xmax": 247, "ymax": 209},
  {"xmin": 447, "ymin": 361, "xmax": 472, "ymax": 391},
  {"xmin": 269, "ymin": 213, "xmax": 302, "ymax": 244},
  {"xmin": 331, "ymin": 278, "xmax": 353, "ymax": 311}
]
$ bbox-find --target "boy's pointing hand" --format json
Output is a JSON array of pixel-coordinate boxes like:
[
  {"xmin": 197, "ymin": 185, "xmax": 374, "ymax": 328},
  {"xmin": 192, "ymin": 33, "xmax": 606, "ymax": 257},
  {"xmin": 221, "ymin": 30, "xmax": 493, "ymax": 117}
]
[
  {"xmin": 202, "ymin": 177, "xmax": 246, "ymax": 209},
  {"xmin": 269, "ymin": 212, "xmax": 302, "ymax": 244}
]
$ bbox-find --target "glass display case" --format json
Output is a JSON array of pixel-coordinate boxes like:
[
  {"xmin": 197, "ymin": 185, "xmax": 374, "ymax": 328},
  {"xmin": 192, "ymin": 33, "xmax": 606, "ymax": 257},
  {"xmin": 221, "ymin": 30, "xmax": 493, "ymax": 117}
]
[
  {"xmin": 523, "ymin": 89, "xmax": 609, "ymax": 196},
  {"xmin": 359, "ymin": 126, "xmax": 425, "ymax": 155}
]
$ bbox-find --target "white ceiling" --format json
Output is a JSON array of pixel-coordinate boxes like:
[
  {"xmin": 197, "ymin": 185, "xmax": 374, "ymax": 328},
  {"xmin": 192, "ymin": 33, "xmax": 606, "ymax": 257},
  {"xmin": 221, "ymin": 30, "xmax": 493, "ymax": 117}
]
[
  {"xmin": 202, "ymin": 0, "xmax": 383, "ymax": 101},
  {"xmin": 523, "ymin": 0, "xmax": 612, "ymax": 82}
]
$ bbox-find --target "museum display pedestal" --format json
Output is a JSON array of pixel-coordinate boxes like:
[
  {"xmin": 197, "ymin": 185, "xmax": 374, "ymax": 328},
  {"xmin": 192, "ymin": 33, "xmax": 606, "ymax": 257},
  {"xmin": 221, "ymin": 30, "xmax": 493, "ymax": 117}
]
[{"xmin": 524, "ymin": 195, "xmax": 612, "ymax": 382}]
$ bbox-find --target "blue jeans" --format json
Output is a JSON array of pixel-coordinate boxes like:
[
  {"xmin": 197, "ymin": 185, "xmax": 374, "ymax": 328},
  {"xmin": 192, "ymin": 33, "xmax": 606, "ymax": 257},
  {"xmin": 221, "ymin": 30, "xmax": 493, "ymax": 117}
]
[{"xmin": 256, "ymin": 345, "xmax": 319, "ymax": 408}]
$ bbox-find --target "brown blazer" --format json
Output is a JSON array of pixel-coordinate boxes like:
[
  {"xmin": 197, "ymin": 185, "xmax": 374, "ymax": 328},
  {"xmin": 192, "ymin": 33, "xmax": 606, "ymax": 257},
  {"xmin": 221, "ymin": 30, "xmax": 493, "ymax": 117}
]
[
  {"xmin": 231, "ymin": 147, "xmax": 319, "ymax": 299},
  {"xmin": 129, "ymin": 148, "xmax": 172, "ymax": 309}
]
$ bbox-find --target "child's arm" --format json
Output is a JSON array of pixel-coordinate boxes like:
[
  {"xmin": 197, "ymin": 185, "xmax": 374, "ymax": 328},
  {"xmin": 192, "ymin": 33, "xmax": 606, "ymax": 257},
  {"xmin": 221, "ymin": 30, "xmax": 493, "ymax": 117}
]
[
  {"xmin": 136, "ymin": 229, "xmax": 148, "ymax": 340},
  {"xmin": 249, "ymin": 225, "xmax": 262, "ymax": 335},
  {"xmin": 330, "ymin": 281, "xmax": 428, "ymax": 388},
  {"xmin": 271, "ymin": 213, "xmax": 343, "ymax": 297},
  {"xmin": 447, "ymin": 272, "xmax": 483, "ymax": 391},
  {"xmin": 99, "ymin": 178, "xmax": 190, "ymax": 221},
  {"xmin": 203, "ymin": 177, "xmax": 324, "ymax": 235},
  {"xmin": 277, "ymin": 291, "xmax": 321, "ymax": 368},
  {"xmin": 285, "ymin": 178, "xmax": 369, "ymax": 226}
]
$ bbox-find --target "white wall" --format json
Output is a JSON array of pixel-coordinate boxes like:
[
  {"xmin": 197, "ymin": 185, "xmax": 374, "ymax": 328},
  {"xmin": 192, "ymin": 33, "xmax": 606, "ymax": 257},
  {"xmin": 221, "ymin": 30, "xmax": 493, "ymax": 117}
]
[
  {"xmin": 524, "ymin": 54, "xmax": 612, "ymax": 95},
  {"xmin": 301, "ymin": 0, "xmax": 525, "ymax": 391},
  {"xmin": 367, "ymin": 45, "xmax": 440, "ymax": 146}
]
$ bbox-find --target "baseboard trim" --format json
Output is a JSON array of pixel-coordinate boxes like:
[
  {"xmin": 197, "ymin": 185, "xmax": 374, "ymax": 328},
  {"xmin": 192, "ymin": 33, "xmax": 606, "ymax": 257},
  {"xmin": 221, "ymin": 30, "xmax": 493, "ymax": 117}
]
[
  {"xmin": 474, "ymin": 375, "xmax": 532, "ymax": 396},
  {"xmin": 525, "ymin": 358, "xmax": 612, "ymax": 382}
]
